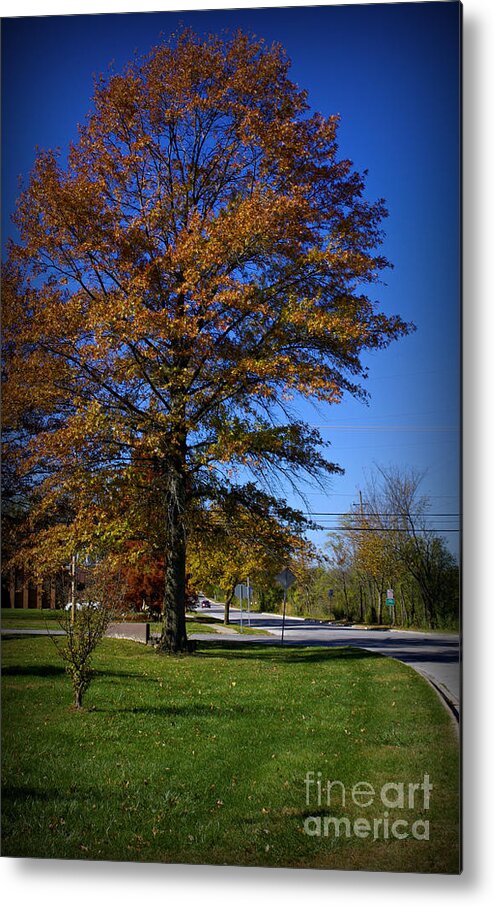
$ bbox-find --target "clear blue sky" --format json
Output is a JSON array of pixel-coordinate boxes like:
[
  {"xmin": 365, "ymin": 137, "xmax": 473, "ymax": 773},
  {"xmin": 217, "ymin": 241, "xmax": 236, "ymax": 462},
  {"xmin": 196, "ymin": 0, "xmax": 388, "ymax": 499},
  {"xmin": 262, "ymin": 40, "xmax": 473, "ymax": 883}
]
[{"xmin": 1, "ymin": 2, "xmax": 461, "ymax": 552}]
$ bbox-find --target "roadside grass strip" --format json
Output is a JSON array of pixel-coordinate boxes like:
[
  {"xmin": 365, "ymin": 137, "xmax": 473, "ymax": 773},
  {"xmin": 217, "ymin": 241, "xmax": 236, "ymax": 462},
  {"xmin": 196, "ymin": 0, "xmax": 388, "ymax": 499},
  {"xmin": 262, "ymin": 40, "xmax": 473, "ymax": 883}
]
[{"xmin": 1, "ymin": 636, "xmax": 459, "ymax": 872}]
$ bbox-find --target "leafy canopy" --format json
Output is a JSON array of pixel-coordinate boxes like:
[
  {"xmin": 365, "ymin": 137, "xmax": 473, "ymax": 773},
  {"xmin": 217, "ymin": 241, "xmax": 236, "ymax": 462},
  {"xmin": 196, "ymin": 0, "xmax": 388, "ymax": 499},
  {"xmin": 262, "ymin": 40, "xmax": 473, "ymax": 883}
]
[{"xmin": 3, "ymin": 29, "xmax": 411, "ymax": 577}]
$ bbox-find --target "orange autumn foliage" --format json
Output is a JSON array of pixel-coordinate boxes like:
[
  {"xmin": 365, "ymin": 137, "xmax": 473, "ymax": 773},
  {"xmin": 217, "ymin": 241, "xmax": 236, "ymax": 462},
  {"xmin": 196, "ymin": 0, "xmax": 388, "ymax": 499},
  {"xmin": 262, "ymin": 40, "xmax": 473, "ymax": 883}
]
[{"xmin": 2, "ymin": 30, "xmax": 412, "ymax": 650}]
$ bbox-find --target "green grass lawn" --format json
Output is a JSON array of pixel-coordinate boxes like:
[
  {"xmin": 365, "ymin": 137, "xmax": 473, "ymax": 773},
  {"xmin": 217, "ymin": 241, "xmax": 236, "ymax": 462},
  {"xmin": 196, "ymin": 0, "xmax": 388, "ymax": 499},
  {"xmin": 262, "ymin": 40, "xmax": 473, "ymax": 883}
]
[
  {"xmin": 1, "ymin": 608, "xmax": 66, "ymax": 630},
  {"xmin": 186, "ymin": 611, "xmax": 270, "ymax": 636},
  {"xmin": 1, "ymin": 635, "xmax": 459, "ymax": 872},
  {"xmin": 185, "ymin": 618, "xmax": 219, "ymax": 634},
  {"xmin": 227, "ymin": 624, "xmax": 271, "ymax": 635}
]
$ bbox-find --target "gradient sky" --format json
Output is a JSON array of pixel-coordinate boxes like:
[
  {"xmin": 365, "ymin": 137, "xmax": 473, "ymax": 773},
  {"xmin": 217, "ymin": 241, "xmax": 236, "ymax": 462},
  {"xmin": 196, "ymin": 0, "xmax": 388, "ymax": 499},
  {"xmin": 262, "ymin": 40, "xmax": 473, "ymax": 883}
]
[{"xmin": 1, "ymin": 2, "xmax": 461, "ymax": 552}]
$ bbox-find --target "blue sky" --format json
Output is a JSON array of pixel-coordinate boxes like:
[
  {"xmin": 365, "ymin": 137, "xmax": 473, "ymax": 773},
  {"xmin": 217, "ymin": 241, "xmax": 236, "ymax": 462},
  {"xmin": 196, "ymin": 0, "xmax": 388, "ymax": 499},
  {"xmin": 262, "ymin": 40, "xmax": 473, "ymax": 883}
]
[{"xmin": 1, "ymin": 2, "xmax": 461, "ymax": 552}]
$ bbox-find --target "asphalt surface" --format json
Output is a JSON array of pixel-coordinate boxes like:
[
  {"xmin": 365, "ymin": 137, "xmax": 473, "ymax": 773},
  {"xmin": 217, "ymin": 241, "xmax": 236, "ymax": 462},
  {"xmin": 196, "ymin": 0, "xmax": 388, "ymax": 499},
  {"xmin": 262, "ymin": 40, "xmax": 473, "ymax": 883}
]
[{"xmin": 194, "ymin": 603, "xmax": 460, "ymax": 713}]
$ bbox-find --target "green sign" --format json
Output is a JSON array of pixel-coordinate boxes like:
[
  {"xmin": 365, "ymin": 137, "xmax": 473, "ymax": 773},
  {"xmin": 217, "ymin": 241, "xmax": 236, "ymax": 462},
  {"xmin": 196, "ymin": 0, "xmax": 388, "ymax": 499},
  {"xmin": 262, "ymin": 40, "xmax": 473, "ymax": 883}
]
[{"xmin": 386, "ymin": 598, "xmax": 395, "ymax": 607}]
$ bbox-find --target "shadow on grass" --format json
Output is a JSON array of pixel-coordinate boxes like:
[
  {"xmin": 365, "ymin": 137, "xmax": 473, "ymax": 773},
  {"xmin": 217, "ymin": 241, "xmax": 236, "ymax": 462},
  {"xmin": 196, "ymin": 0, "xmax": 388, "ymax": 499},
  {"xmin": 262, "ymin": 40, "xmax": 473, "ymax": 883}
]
[
  {"xmin": 94, "ymin": 667, "xmax": 155, "ymax": 681},
  {"xmin": 240, "ymin": 807, "xmax": 339, "ymax": 826},
  {"xmin": 2, "ymin": 663, "xmax": 147, "ymax": 681},
  {"xmin": 1, "ymin": 785, "xmax": 104, "ymax": 804},
  {"xmin": 96, "ymin": 702, "xmax": 235, "ymax": 717},
  {"xmin": 194, "ymin": 642, "xmax": 379, "ymax": 666},
  {"xmin": 2, "ymin": 664, "xmax": 66, "ymax": 678}
]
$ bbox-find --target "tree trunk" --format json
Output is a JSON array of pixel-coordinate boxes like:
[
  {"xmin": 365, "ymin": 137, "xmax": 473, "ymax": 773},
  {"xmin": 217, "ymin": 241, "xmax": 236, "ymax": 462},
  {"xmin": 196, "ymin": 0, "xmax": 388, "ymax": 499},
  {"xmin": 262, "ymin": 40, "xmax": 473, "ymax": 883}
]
[
  {"xmin": 368, "ymin": 580, "xmax": 377, "ymax": 623},
  {"xmin": 224, "ymin": 582, "xmax": 238, "ymax": 626},
  {"xmin": 158, "ymin": 458, "xmax": 188, "ymax": 654},
  {"xmin": 376, "ymin": 582, "xmax": 382, "ymax": 625},
  {"xmin": 398, "ymin": 585, "xmax": 408, "ymax": 626},
  {"xmin": 414, "ymin": 573, "xmax": 434, "ymax": 628}
]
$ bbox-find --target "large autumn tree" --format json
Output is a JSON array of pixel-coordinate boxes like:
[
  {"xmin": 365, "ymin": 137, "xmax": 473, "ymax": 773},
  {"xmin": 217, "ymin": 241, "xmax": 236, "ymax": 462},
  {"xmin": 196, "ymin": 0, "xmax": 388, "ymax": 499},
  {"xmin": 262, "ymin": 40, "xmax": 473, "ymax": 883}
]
[{"xmin": 3, "ymin": 30, "xmax": 411, "ymax": 651}]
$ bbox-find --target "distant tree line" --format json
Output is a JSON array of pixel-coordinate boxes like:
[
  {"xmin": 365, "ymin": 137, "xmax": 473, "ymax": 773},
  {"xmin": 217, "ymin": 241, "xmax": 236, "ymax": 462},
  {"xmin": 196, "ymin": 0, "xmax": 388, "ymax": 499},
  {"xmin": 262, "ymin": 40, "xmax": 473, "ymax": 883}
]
[{"xmin": 285, "ymin": 466, "xmax": 459, "ymax": 630}]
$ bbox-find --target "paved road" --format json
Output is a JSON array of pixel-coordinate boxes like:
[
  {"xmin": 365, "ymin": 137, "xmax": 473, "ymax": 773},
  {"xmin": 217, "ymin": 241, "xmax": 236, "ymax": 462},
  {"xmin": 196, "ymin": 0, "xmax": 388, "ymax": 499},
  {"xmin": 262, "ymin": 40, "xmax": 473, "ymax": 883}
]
[{"xmin": 197, "ymin": 603, "xmax": 460, "ymax": 711}]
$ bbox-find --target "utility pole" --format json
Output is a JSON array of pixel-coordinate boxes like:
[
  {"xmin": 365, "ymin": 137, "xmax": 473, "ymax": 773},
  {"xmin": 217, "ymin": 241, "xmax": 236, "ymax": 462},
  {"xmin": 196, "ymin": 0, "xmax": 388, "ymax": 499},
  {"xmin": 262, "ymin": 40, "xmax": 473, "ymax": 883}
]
[
  {"xmin": 70, "ymin": 553, "xmax": 77, "ymax": 624},
  {"xmin": 275, "ymin": 568, "xmax": 296, "ymax": 646},
  {"xmin": 281, "ymin": 586, "xmax": 287, "ymax": 645}
]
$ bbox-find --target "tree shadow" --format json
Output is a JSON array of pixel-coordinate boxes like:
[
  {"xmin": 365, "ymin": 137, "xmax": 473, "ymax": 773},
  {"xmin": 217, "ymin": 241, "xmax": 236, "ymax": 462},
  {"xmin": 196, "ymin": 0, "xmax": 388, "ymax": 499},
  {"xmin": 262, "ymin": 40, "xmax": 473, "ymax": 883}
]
[
  {"xmin": 2, "ymin": 664, "xmax": 65, "ymax": 678},
  {"xmin": 2, "ymin": 664, "xmax": 158, "ymax": 682},
  {"xmin": 192, "ymin": 635, "xmax": 459, "ymax": 666},
  {"xmin": 94, "ymin": 667, "xmax": 157, "ymax": 681},
  {"xmin": 194, "ymin": 642, "xmax": 378, "ymax": 666},
  {"xmin": 94, "ymin": 702, "xmax": 249, "ymax": 717},
  {"xmin": 2, "ymin": 785, "xmax": 105, "ymax": 804}
]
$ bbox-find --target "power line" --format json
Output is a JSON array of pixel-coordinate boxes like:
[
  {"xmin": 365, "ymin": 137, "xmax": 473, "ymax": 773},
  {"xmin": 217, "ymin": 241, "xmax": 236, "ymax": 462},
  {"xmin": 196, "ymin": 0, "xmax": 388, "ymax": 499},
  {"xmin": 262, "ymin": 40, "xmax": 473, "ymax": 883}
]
[
  {"xmin": 312, "ymin": 425, "xmax": 457, "ymax": 431},
  {"xmin": 323, "ymin": 525, "xmax": 461, "ymax": 535},
  {"xmin": 303, "ymin": 492, "xmax": 459, "ymax": 499},
  {"xmin": 303, "ymin": 512, "xmax": 460, "ymax": 517}
]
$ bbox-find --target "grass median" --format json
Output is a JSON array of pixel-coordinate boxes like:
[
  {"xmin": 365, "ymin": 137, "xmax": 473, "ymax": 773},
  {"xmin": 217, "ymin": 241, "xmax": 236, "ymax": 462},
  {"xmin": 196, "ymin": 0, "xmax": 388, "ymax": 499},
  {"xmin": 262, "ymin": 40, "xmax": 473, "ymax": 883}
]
[
  {"xmin": 1, "ymin": 607, "xmax": 66, "ymax": 630},
  {"xmin": 1, "ymin": 608, "xmax": 270, "ymax": 636},
  {"xmin": 1, "ymin": 634, "xmax": 459, "ymax": 872}
]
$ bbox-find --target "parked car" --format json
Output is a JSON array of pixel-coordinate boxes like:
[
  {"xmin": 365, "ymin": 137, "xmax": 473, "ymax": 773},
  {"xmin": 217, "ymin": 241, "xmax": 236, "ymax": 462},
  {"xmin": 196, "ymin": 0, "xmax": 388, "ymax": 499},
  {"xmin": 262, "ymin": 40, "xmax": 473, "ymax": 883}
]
[
  {"xmin": 141, "ymin": 601, "xmax": 162, "ymax": 621},
  {"xmin": 201, "ymin": 599, "xmax": 212, "ymax": 609},
  {"xmin": 64, "ymin": 601, "xmax": 101, "ymax": 611}
]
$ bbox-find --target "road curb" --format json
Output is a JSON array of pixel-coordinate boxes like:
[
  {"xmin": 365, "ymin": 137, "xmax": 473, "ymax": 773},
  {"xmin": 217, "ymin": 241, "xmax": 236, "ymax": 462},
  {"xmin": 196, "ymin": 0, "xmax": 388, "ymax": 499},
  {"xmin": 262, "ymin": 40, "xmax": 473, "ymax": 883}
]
[{"xmin": 417, "ymin": 670, "xmax": 460, "ymax": 728}]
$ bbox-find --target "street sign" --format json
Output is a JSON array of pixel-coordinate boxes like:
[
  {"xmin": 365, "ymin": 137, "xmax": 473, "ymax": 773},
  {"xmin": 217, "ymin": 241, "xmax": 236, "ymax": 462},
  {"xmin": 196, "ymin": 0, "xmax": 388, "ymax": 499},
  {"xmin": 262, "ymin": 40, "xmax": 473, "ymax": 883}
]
[
  {"xmin": 387, "ymin": 589, "xmax": 394, "ymax": 600},
  {"xmin": 235, "ymin": 582, "xmax": 253, "ymax": 630},
  {"xmin": 275, "ymin": 568, "xmax": 296, "ymax": 590},
  {"xmin": 275, "ymin": 568, "xmax": 296, "ymax": 645},
  {"xmin": 386, "ymin": 599, "xmax": 395, "ymax": 607}
]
